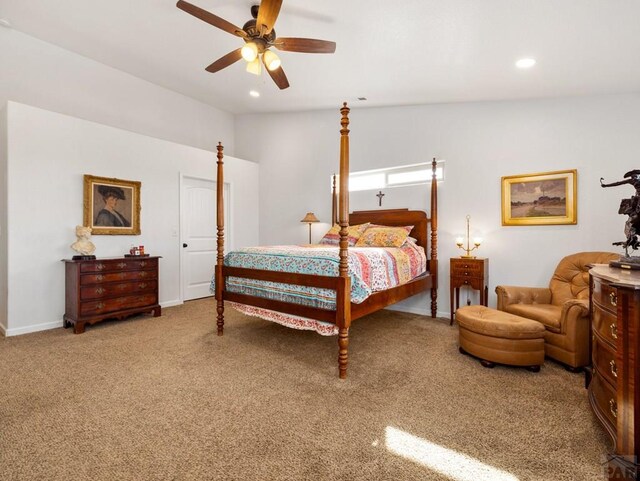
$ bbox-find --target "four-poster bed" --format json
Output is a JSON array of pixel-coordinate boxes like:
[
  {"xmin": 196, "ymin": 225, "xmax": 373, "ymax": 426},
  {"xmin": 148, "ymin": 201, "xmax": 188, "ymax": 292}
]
[{"xmin": 213, "ymin": 102, "xmax": 438, "ymax": 378}]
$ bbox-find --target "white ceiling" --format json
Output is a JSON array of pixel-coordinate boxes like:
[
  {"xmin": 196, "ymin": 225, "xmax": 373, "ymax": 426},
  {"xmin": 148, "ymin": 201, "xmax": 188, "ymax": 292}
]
[{"xmin": 2, "ymin": 0, "xmax": 640, "ymax": 114}]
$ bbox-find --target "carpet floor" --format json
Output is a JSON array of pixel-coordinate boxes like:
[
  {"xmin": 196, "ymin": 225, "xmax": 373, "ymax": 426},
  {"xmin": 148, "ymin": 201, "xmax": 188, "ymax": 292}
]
[{"xmin": 0, "ymin": 298, "xmax": 611, "ymax": 481}]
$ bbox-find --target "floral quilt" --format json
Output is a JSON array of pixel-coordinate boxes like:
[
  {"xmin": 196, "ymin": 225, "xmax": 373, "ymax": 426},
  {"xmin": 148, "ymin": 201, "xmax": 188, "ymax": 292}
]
[{"xmin": 210, "ymin": 242, "xmax": 427, "ymax": 335}]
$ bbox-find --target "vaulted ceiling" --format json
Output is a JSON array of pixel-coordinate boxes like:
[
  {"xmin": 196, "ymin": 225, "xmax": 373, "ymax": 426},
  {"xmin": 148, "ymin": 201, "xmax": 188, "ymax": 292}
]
[{"xmin": 2, "ymin": 0, "xmax": 639, "ymax": 114}]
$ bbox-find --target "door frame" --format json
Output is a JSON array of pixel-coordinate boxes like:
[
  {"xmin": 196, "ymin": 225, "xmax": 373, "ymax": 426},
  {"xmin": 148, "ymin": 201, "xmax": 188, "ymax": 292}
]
[{"xmin": 179, "ymin": 173, "xmax": 233, "ymax": 303}]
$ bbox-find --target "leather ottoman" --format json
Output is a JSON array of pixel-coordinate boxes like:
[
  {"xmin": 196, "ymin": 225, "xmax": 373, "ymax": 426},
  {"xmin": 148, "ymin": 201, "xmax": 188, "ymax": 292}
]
[{"xmin": 456, "ymin": 305, "xmax": 546, "ymax": 371}]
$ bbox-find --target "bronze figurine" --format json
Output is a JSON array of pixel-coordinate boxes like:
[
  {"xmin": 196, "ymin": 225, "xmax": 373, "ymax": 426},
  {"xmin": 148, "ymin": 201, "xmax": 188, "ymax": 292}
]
[{"xmin": 601, "ymin": 170, "xmax": 640, "ymax": 259}]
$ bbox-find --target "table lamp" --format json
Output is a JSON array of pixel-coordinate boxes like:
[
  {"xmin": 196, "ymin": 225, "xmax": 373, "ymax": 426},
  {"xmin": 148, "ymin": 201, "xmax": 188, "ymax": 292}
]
[
  {"xmin": 456, "ymin": 215, "xmax": 482, "ymax": 258},
  {"xmin": 300, "ymin": 212, "xmax": 320, "ymax": 244}
]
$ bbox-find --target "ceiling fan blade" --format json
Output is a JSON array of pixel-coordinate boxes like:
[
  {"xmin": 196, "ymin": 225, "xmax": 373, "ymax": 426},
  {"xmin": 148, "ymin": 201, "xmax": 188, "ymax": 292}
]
[
  {"xmin": 205, "ymin": 48, "xmax": 243, "ymax": 73},
  {"xmin": 263, "ymin": 61, "xmax": 290, "ymax": 90},
  {"xmin": 273, "ymin": 37, "xmax": 336, "ymax": 54},
  {"xmin": 256, "ymin": 0, "xmax": 282, "ymax": 36},
  {"xmin": 176, "ymin": 0, "xmax": 246, "ymax": 37}
]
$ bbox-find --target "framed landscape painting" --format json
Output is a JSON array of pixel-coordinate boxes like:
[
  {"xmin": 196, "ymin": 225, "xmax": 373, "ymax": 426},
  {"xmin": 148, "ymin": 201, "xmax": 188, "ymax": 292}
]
[
  {"xmin": 83, "ymin": 175, "xmax": 141, "ymax": 235},
  {"xmin": 501, "ymin": 169, "xmax": 577, "ymax": 226}
]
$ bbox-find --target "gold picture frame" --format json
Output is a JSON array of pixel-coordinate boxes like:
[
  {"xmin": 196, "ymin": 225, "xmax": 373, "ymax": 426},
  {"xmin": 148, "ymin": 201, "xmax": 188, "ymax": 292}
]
[
  {"xmin": 83, "ymin": 175, "xmax": 141, "ymax": 235},
  {"xmin": 501, "ymin": 169, "xmax": 577, "ymax": 226}
]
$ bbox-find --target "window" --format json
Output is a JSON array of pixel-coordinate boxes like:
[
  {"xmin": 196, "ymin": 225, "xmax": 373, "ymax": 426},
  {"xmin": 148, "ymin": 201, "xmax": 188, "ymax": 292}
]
[
  {"xmin": 349, "ymin": 173, "xmax": 386, "ymax": 192},
  {"xmin": 334, "ymin": 161, "xmax": 445, "ymax": 192}
]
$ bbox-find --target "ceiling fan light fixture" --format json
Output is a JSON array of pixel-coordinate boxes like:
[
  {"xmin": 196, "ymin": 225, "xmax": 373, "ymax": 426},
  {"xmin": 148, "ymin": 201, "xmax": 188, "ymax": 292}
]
[
  {"xmin": 241, "ymin": 42, "xmax": 259, "ymax": 62},
  {"xmin": 177, "ymin": 0, "xmax": 335, "ymax": 90},
  {"xmin": 263, "ymin": 50, "xmax": 281, "ymax": 71},
  {"xmin": 246, "ymin": 57, "xmax": 262, "ymax": 75}
]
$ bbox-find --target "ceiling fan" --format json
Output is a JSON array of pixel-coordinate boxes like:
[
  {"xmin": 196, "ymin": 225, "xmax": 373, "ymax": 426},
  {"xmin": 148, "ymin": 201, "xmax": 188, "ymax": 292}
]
[{"xmin": 176, "ymin": 0, "xmax": 337, "ymax": 90}]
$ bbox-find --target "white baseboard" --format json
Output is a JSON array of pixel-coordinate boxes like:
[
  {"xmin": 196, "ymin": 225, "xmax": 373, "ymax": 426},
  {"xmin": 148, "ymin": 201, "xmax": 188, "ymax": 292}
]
[
  {"xmin": 4, "ymin": 320, "xmax": 64, "ymax": 337},
  {"xmin": 2, "ymin": 301, "xmax": 183, "ymax": 337},
  {"xmin": 386, "ymin": 304, "xmax": 450, "ymax": 319},
  {"xmin": 161, "ymin": 299, "xmax": 183, "ymax": 308},
  {"xmin": 386, "ymin": 305, "xmax": 427, "ymax": 316}
]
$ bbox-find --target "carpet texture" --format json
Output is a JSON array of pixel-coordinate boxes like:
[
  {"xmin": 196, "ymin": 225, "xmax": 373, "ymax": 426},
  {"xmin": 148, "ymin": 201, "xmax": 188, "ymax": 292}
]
[{"xmin": 0, "ymin": 298, "xmax": 611, "ymax": 481}]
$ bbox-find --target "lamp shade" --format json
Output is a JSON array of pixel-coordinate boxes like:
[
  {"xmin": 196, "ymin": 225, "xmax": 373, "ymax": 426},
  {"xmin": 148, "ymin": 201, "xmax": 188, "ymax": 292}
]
[
  {"xmin": 263, "ymin": 49, "xmax": 281, "ymax": 71},
  {"xmin": 246, "ymin": 57, "xmax": 262, "ymax": 75},
  {"xmin": 300, "ymin": 212, "xmax": 320, "ymax": 223},
  {"xmin": 241, "ymin": 42, "xmax": 258, "ymax": 62}
]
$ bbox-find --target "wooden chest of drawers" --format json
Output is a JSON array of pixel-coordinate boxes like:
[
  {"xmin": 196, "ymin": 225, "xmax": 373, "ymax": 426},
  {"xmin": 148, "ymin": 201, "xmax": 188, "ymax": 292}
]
[
  {"xmin": 63, "ymin": 256, "xmax": 161, "ymax": 333},
  {"xmin": 590, "ymin": 265, "xmax": 640, "ymax": 480}
]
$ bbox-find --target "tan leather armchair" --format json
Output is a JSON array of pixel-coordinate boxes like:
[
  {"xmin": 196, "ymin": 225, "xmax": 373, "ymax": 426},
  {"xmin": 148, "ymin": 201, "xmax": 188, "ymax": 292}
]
[{"xmin": 495, "ymin": 252, "xmax": 618, "ymax": 370}]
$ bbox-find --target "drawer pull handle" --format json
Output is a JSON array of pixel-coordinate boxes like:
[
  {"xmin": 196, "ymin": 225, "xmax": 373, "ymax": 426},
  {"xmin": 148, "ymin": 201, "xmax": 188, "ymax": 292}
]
[
  {"xmin": 140, "ymin": 261, "xmax": 147, "ymax": 267},
  {"xmin": 96, "ymin": 263, "xmax": 106, "ymax": 270},
  {"xmin": 95, "ymin": 287, "xmax": 105, "ymax": 295},
  {"xmin": 610, "ymin": 292, "xmax": 617, "ymax": 307},
  {"xmin": 463, "ymin": 265, "xmax": 468, "ymax": 268},
  {"xmin": 95, "ymin": 275, "xmax": 104, "ymax": 281},
  {"xmin": 96, "ymin": 302, "xmax": 105, "ymax": 310},
  {"xmin": 610, "ymin": 398, "xmax": 618, "ymax": 418},
  {"xmin": 610, "ymin": 323, "xmax": 618, "ymax": 340},
  {"xmin": 610, "ymin": 359, "xmax": 618, "ymax": 378},
  {"xmin": 139, "ymin": 272, "xmax": 147, "ymax": 278},
  {"xmin": 139, "ymin": 283, "xmax": 147, "ymax": 289},
  {"xmin": 117, "ymin": 262, "xmax": 127, "ymax": 268}
]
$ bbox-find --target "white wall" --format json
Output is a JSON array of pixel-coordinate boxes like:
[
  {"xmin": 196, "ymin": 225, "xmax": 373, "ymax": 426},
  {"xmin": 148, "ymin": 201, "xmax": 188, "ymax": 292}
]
[
  {"xmin": 0, "ymin": 28, "xmax": 234, "ymax": 154},
  {"xmin": 235, "ymin": 94, "xmax": 640, "ymax": 317},
  {"xmin": 5, "ymin": 102, "xmax": 258, "ymax": 336},
  {"xmin": 0, "ymin": 106, "xmax": 7, "ymax": 334}
]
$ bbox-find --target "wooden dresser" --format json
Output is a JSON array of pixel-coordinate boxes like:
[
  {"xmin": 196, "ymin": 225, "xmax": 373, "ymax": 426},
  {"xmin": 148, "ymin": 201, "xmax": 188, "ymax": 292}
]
[
  {"xmin": 450, "ymin": 257, "xmax": 489, "ymax": 325},
  {"xmin": 63, "ymin": 256, "xmax": 161, "ymax": 333},
  {"xmin": 590, "ymin": 264, "xmax": 640, "ymax": 480}
]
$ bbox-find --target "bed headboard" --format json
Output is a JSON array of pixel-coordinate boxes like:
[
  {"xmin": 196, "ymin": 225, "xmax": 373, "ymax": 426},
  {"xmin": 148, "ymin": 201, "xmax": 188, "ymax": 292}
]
[
  {"xmin": 330, "ymin": 158, "xmax": 438, "ymax": 266},
  {"xmin": 349, "ymin": 209, "xmax": 429, "ymax": 254}
]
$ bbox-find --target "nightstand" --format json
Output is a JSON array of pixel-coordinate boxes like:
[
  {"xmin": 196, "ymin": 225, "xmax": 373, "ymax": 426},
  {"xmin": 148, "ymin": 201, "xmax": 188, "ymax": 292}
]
[{"xmin": 450, "ymin": 257, "xmax": 489, "ymax": 325}]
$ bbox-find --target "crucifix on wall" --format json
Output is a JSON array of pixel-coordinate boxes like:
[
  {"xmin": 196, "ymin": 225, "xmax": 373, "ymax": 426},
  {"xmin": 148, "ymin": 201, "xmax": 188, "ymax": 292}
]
[{"xmin": 376, "ymin": 190, "xmax": 385, "ymax": 207}]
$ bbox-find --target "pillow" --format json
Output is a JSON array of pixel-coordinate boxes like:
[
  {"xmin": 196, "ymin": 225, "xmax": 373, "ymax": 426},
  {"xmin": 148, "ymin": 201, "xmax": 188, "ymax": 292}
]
[
  {"xmin": 355, "ymin": 225, "xmax": 414, "ymax": 248},
  {"xmin": 319, "ymin": 223, "xmax": 370, "ymax": 246}
]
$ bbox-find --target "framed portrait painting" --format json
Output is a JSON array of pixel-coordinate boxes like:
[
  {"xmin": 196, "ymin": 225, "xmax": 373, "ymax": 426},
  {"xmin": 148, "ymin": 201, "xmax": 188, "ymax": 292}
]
[
  {"xmin": 501, "ymin": 169, "xmax": 577, "ymax": 226},
  {"xmin": 83, "ymin": 175, "xmax": 141, "ymax": 235}
]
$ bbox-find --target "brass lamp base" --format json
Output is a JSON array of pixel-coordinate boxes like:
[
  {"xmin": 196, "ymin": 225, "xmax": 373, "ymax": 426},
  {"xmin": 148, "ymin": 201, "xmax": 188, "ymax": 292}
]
[{"xmin": 456, "ymin": 215, "xmax": 482, "ymax": 259}]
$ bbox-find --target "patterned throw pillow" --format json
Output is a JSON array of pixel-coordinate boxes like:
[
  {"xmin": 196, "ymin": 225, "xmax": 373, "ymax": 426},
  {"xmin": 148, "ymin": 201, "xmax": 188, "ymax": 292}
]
[
  {"xmin": 355, "ymin": 225, "xmax": 414, "ymax": 248},
  {"xmin": 319, "ymin": 223, "xmax": 370, "ymax": 246}
]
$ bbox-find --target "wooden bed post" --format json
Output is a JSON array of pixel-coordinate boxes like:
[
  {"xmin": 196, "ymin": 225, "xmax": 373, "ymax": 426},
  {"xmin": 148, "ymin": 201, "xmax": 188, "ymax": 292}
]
[
  {"xmin": 331, "ymin": 174, "xmax": 338, "ymax": 226},
  {"xmin": 430, "ymin": 158, "xmax": 439, "ymax": 318},
  {"xmin": 337, "ymin": 103, "xmax": 352, "ymax": 379},
  {"xmin": 215, "ymin": 142, "xmax": 225, "ymax": 335}
]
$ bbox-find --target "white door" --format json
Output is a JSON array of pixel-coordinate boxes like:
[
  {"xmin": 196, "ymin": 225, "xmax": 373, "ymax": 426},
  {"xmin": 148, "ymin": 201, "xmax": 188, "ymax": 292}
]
[{"xmin": 181, "ymin": 176, "xmax": 230, "ymax": 301}]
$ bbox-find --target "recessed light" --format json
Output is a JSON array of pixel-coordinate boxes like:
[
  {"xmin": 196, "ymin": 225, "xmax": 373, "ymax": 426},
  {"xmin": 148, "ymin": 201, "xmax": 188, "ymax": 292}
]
[
  {"xmin": 249, "ymin": 90, "xmax": 260, "ymax": 98},
  {"xmin": 516, "ymin": 58, "xmax": 536, "ymax": 69},
  {"xmin": 0, "ymin": 19, "xmax": 12, "ymax": 28}
]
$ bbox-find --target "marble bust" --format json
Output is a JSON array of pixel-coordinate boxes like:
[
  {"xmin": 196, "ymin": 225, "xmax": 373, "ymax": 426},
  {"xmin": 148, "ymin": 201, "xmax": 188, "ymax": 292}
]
[{"xmin": 70, "ymin": 225, "xmax": 96, "ymax": 257}]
